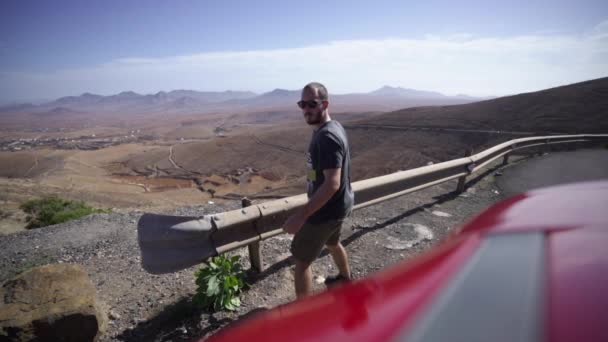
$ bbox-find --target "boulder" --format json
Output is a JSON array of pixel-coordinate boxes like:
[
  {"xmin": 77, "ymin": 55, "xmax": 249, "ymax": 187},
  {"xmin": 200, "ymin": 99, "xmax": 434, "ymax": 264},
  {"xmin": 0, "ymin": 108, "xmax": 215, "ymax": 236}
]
[{"xmin": 0, "ymin": 263, "xmax": 106, "ymax": 342}]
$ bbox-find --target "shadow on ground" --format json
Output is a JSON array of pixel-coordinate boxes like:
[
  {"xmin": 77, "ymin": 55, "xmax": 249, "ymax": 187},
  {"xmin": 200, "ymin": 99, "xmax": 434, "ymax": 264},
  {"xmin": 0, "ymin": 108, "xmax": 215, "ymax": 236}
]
[
  {"xmin": 115, "ymin": 295, "xmax": 270, "ymax": 342},
  {"xmin": 246, "ymin": 159, "xmax": 506, "ymax": 284}
]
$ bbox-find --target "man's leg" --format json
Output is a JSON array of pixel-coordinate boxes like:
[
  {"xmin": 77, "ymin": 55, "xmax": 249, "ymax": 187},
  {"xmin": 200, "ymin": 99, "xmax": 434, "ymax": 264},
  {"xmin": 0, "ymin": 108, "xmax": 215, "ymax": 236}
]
[
  {"xmin": 326, "ymin": 242, "xmax": 351, "ymax": 279},
  {"xmin": 294, "ymin": 258, "xmax": 313, "ymax": 299},
  {"xmin": 291, "ymin": 221, "xmax": 340, "ymax": 297}
]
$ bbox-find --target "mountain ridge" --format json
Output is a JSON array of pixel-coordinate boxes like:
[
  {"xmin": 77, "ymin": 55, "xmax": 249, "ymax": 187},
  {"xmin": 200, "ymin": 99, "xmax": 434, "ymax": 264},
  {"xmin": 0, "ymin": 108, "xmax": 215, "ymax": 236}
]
[{"xmin": 1, "ymin": 86, "xmax": 486, "ymax": 115}]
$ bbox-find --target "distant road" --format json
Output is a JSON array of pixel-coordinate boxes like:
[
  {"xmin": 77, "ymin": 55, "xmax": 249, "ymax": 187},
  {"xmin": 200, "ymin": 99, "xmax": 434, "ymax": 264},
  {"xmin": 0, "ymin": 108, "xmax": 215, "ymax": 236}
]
[
  {"xmin": 497, "ymin": 149, "xmax": 608, "ymax": 196},
  {"xmin": 250, "ymin": 134, "xmax": 304, "ymax": 155},
  {"xmin": 344, "ymin": 124, "xmax": 541, "ymax": 136}
]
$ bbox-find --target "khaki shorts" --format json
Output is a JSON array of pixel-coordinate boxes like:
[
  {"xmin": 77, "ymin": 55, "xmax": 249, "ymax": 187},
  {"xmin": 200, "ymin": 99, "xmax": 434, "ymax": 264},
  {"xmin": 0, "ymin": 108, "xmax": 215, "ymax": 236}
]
[{"xmin": 290, "ymin": 220, "xmax": 343, "ymax": 264}]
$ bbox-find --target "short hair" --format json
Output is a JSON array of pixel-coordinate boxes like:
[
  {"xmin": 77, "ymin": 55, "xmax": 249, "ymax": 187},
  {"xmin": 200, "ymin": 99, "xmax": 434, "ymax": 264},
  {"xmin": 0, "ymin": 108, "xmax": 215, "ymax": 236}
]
[{"xmin": 303, "ymin": 82, "xmax": 328, "ymax": 100}]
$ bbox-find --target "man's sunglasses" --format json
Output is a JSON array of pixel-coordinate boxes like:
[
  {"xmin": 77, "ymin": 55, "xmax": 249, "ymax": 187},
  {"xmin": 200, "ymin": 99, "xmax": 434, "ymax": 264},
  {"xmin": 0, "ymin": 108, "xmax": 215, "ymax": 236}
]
[{"xmin": 297, "ymin": 100, "xmax": 323, "ymax": 109}]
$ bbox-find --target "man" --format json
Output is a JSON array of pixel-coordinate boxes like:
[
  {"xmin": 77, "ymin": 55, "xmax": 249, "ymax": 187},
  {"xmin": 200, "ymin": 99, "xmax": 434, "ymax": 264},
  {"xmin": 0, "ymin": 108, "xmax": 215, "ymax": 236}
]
[{"xmin": 283, "ymin": 82, "xmax": 354, "ymax": 299}]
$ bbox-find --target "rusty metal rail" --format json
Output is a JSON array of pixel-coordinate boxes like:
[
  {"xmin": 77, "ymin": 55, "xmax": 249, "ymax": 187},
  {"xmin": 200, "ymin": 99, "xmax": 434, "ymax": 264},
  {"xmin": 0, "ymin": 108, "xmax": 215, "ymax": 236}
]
[{"xmin": 138, "ymin": 134, "xmax": 608, "ymax": 274}]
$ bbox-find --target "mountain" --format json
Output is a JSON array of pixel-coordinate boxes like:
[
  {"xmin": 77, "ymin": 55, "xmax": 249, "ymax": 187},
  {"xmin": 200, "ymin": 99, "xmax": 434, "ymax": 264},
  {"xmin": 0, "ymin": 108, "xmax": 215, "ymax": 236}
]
[
  {"xmin": 50, "ymin": 92, "xmax": 104, "ymax": 108},
  {"xmin": 38, "ymin": 90, "xmax": 260, "ymax": 114},
  {"xmin": 0, "ymin": 103, "xmax": 37, "ymax": 114},
  {"xmin": 165, "ymin": 90, "xmax": 257, "ymax": 103},
  {"xmin": 224, "ymin": 89, "xmax": 300, "ymax": 107},
  {"xmin": 3, "ymin": 86, "xmax": 487, "ymax": 116},
  {"xmin": 355, "ymin": 77, "xmax": 608, "ymax": 133},
  {"xmin": 3, "ymin": 79, "xmax": 606, "ymax": 135},
  {"xmin": 32, "ymin": 107, "xmax": 84, "ymax": 117},
  {"xmin": 260, "ymin": 89, "xmax": 299, "ymax": 99},
  {"xmin": 224, "ymin": 87, "xmax": 483, "ymax": 112},
  {"xmin": 369, "ymin": 86, "xmax": 445, "ymax": 98}
]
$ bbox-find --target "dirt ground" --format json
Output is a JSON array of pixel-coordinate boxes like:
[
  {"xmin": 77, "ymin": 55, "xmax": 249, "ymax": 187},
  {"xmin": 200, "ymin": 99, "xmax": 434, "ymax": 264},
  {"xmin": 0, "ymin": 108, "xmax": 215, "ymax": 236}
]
[
  {"xmin": 0, "ymin": 122, "xmax": 509, "ymax": 236},
  {"xmin": 1, "ymin": 135, "xmax": 605, "ymax": 340},
  {"xmin": 2, "ymin": 90, "xmax": 604, "ymax": 337},
  {"xmin": 0, "ymin": 155, "xmax": 515, "ymax": 341}
]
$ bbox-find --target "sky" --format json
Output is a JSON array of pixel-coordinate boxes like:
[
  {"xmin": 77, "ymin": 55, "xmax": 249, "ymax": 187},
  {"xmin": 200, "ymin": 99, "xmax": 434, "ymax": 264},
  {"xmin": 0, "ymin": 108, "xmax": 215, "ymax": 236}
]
[{"xmin": 1, "ymin": 0, "xmax": 607, "ymax": 103}]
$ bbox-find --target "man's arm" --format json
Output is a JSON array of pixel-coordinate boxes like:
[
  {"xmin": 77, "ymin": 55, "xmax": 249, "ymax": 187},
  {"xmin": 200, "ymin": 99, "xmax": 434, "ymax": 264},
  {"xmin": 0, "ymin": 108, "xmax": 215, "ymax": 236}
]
[
  {"xmin": 283, "ymin": 168, "xmax": 341, "ymax": 234},
  {"xmin": 302, "ymin": 168, "xmax": 341, "ymax": 217}
]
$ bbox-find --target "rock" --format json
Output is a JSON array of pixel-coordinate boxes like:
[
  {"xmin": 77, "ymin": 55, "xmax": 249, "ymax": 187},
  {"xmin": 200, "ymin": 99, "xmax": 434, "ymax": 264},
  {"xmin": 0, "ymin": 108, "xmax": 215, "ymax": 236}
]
[
  {"xmin": 384, "ymin": 224, "xmax": 434, "ymax": 250},
  {"xmin": 431, "ymin": 210, "xmax": 452, "ymax": 217},
  {"xmin": 109, "ymin": 310, "xmax": 121, "ymax": 320},
  {"xmin": 384, "ymin": 236, "xmax": 413, "ymax": 250},
  {"xmin": 131, "ymin": 317, "xmax": 144, "ymax": 325},
  {"xmin": 0, "ymin": 263, "xmax": 107, "ymax": 342}
]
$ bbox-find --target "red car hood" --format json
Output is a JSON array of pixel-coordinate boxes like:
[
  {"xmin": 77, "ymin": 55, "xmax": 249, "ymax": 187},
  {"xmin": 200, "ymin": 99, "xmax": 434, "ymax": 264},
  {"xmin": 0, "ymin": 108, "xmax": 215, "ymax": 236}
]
[{"xmin": 205, "ymin": 181, "xmax": 608, "ymax": 342}]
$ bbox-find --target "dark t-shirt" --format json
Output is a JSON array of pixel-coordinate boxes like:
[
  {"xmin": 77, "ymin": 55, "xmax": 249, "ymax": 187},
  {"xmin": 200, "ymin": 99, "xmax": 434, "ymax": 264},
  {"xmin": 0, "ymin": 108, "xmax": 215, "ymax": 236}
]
[{"xmin": 306, "ymin": 120, "xmax": 354, "ymax": 224}]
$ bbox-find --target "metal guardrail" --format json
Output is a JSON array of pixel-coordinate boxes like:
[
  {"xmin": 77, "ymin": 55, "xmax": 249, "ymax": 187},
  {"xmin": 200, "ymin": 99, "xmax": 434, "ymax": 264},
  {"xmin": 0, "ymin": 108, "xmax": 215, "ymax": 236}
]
[{"xmin": 138, "ymin": 134, "xmax": 608, "ymax": 274}]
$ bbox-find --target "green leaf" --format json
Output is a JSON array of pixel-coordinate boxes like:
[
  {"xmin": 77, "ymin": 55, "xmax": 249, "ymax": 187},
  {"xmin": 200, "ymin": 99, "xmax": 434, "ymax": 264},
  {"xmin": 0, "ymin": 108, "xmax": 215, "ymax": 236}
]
[
  {"xmin": 193, "ymin": 253, "xmax": 246, "ymax": 312},
  {"xmin": 231, "ymin": 297, "xmax": 241, "ymax": 307},
  {"xmin": 228, "ymin": 275, "xmax": 237, "ymax": 286},
  {"xmin": 206, "ymin": 275, "xmax": 219, "ymax": 296}
]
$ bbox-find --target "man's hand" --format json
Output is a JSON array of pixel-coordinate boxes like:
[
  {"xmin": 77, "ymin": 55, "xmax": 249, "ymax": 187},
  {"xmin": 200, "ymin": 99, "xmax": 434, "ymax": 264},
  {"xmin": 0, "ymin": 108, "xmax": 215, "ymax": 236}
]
[
  {"xmin": 283, "ymin": 209, "xmax": 308, "ymax": 234},
  {"xmin": 283, "ymin": 168, "xmax": 341, "ymax": 234}
]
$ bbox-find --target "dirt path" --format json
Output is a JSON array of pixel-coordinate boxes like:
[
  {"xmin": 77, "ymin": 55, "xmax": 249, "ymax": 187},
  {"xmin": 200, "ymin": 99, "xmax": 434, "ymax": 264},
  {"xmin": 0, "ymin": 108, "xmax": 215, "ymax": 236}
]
[
  {"xmin": 168, "ymin": 145, "xmax": 179, "ymax": 169},
  {"xmin": 167, "ymin": 144, "xmax": 203, "ymax": 176},
  {"xmin": 23, "ymin": 155, "xmax": 39, "ymax": 177},
  {"xmin": 250, "ymin": 134, "xmax": 304, "ymax": 156}
]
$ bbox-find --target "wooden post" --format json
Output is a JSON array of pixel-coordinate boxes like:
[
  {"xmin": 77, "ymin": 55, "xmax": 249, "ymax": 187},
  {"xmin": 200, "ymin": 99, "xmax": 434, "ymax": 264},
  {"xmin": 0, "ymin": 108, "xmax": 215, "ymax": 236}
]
[
  {"xmin": 456, "ymin": 149, "xmax": 473, "ymax": 193},
  {"xmin": 243, "ymin": 197, "xmax": 264, "ymax": 273},
  {"xmin": 502, "ymin": 153, "xmax": 510, "ymax": 165}
]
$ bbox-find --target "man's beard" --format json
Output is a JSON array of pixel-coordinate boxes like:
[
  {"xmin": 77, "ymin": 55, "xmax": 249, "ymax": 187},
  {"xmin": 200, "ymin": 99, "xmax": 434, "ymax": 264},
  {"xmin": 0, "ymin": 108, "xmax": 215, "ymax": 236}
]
[{"xmin": 304, "ymin": 110, "xmax": 323, "ymax": 125}]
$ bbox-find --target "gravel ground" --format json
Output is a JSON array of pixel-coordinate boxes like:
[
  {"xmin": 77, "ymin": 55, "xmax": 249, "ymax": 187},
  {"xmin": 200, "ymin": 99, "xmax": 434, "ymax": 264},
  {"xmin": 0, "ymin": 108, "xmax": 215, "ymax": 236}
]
[{"xmin": 0, "ymin": 159, "xmax": 513, "ymax": 341}]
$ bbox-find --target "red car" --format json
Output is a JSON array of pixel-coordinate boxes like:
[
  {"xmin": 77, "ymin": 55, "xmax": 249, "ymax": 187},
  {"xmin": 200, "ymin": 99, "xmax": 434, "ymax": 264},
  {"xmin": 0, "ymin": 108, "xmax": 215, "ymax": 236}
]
[{"xmin": 205, "ymin": 181, "xmax": 608, "ymax": 342}]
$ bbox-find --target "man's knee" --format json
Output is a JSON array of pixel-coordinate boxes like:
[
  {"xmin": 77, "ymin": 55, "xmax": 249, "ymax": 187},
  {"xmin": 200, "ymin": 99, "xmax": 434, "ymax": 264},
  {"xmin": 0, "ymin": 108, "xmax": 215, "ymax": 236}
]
[
  {"xmin": 294, "ymin": 258, "xmax": 311, "ymax": 272},
  {"xmin": 325, "ymin": 242, "xmax": 342, "ymax": 252}
]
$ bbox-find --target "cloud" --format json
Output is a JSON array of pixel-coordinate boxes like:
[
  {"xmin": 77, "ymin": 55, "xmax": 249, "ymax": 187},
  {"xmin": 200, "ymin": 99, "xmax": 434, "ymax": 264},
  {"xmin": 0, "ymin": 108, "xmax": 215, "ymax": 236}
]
[{"xmin": 2, "ymin": 21, "xmax": 608, "ymax": 101}]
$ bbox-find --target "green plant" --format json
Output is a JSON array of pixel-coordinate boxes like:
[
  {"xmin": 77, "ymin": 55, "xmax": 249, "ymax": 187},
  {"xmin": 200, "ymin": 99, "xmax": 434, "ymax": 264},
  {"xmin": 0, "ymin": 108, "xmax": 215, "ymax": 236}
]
[
  {"xmin": 193, "ymin": 255, "xmax": 247, "ymax": 311},
  {"xmin": 20, "ymin": 196, "xmax": 110, "ymax": 229}
]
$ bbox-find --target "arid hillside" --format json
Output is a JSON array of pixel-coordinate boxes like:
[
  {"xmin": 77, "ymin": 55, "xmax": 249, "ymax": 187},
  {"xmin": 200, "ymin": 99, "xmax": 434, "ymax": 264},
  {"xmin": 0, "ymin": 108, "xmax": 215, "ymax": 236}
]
[
  {"xmin": 358, "ymin": 77, "xmax": 608, "ymax": 133},
  {"xmin": 1, "ymin": 78, "xmax": 606, "ymax": 234},
  {"xmin": 117, "ymin": 77, "xmax": 608, "ymax": 197}
]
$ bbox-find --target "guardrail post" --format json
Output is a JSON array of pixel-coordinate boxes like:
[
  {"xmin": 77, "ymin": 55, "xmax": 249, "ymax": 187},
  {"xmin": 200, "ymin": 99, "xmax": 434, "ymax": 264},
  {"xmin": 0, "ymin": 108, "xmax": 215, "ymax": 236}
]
[
  {"xmin": 243, "ymin": 197, "xmax": 264, "ymax": 273},
  {"xmin": 456, "ymin": 149, "xmax": 473, "ymax": 193}
]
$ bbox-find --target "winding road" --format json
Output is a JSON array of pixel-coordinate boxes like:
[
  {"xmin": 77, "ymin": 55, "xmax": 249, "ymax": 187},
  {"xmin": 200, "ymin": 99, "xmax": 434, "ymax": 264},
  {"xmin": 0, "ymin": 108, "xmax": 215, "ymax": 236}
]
[
  {"xmin": 497, "ymin": 148, "xmax": 608, "ymax": 196},
  {"xmin": 344, "ymin": 124, "xmax": 544, "ymax": 136}
]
